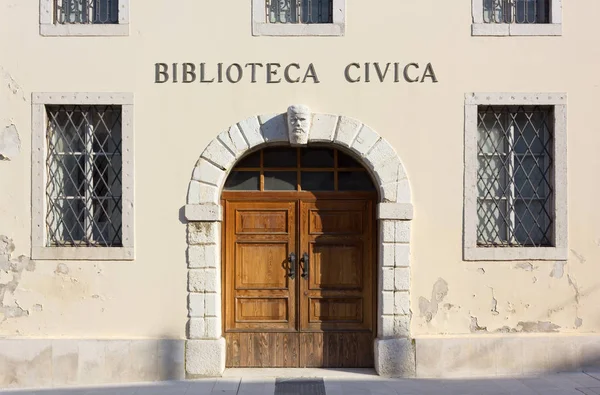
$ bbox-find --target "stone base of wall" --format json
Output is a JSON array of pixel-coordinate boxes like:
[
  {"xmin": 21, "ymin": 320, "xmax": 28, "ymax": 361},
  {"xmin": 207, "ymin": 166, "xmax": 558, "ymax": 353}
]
[
  {"xmin": 415, "ymin": 335, "xmax": 600, "ymax": 378},
  {"xmin": 0, "ymin": 339, "xmax": 185, "ymax": 390}
]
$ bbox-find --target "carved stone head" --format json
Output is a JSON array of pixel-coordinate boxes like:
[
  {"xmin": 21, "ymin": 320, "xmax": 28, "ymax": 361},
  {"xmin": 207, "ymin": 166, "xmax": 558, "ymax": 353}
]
[{"xmin": 287, "ymin": 105, "xmax": 311, "ymax": 146}]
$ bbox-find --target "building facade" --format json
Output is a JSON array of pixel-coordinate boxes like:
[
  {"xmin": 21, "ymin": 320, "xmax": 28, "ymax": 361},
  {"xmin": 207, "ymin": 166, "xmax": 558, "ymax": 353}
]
[{"xmin": 1, "ymin": 0, "xmax": 599, "ymax": 388}]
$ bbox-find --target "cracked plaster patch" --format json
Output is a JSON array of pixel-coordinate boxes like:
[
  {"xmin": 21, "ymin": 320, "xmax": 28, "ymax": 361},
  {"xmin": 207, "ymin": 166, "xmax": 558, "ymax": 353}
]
[
  {"xmin": 418, "ymin": 278, "xmax": 448, "ymax": 323},
  {"xmin": 0, "ymin": 125, "xmax": 21, "ymax": 160},
  {"xmin": 0, "ymin": 236, "xmax": 36, "ymax": 322}
]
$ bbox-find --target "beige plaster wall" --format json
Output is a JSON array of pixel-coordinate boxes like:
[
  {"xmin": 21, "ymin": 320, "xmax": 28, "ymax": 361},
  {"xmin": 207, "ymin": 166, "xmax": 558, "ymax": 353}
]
[{"xmin": 0, "ymin": 0, "xmax": 599, "ymax": 339}]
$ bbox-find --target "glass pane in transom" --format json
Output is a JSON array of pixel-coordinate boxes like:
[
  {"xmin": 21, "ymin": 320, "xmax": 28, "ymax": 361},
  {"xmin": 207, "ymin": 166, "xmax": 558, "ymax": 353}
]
[
  {"xmin": 338, "ymin": 171, "xmax": 375, "ymax": 191},
  {"xmin": 301, "ymin": 171, "xmax": 334, "ymax": 191},
  {"xmin": 300, "ymin": 148, "xmax": 334, "ymax": 168},
  {"xmin": 224, "ymin": 171, "xmax": 260, "ymax": 191},
  {"xmin": 337, "ymin": 151, "xmax": 361, "ymax": 168},
  {"xmin": 263, "ymin": 147, "xmax": 297, "ymax": 168},
  {"xmin": 235, "ymin": 151, "xmax": 261, "ymax": 168},
  {"xmin": 264, "ymin": 171, "xmax": 297, "ymax": 191}
]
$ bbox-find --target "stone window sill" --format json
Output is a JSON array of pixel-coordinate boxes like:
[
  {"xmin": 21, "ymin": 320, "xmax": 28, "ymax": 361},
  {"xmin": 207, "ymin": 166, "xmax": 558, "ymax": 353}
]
[
  {"xmin": 472, "ymin": 23, "xmax": 562, "ymax": 36},
  {"xmin": 32, "ymin": 247, "xmax": 135, "ymax": 261},
  {"xmin": 40, "ymin": 23, "xmax": 129, "ymax": 36},
  {"xmin": 253, "ymin": 23, "xmax": 344, "ymax": 36},
  {"xmin": 464, "ymin": 247, "xmax": 568, "ymax": 261}
]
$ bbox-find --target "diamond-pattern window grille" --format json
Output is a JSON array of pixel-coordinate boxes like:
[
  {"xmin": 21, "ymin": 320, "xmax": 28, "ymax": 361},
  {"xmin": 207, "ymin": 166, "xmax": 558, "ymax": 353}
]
[
  {"xmin": 45, "ymin": 105, "xmax": 123, "ymax": 247},
  {"xmin": 55, "ymin": 0, "xmax": 119, "ymax": 24},
  {"xmin": 477, "ymin": 105, "xmax": 554, "ymax": 247},
  {"xmin": 483, "ymin": 0, "xmax": 550, "ymax": 23},
  {"xmin": 267, "ymin": 0, "xmax": 333, "ymax": 24}
]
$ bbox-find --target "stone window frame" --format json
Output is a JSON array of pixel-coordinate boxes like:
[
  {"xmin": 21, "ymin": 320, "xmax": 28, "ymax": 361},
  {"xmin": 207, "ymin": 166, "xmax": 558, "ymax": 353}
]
[
  {"xmin": 184, "ymin": 110, "xmax": 414, "ymax": 377},
  {"xmin": 463, "ymin": 92, "xmax": 568, "ymax": 261},
  {"xmin": 471, "ymin": 0, "xmax": 562, "ymax": 36},
  {"xmin": 252, "ymin": 0, "xmax": 345, "ymax": 36},
  {"xmin": 31, "ymin": 92, "xmax": 135, "ymax": 261},
  {"xmin": 40, "ymin": 0, "xmax": 130, "ymax": 36}
]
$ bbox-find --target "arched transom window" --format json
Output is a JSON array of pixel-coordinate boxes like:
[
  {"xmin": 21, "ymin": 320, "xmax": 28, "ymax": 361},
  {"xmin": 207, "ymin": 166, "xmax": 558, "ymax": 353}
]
[{"xmin": 224, "ymin": 147, "xmax": 375, "ymax": 192}]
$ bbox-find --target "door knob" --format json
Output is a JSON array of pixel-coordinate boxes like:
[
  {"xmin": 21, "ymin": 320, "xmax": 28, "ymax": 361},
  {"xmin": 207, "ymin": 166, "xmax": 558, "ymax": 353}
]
[
  {"xmin": 300, "ymin": 252, "xmax": 310, "ymax": 279},
  {"xmin": 288, "ymin": 252, "xmax": 296, "ymax": 279}
]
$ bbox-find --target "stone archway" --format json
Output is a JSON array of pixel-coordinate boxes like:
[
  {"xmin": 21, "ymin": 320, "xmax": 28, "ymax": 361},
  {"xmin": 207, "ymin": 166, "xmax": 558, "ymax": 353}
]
[{"xmin": 184, "ymin": 108, "xmax": 414, "ymax": 377}]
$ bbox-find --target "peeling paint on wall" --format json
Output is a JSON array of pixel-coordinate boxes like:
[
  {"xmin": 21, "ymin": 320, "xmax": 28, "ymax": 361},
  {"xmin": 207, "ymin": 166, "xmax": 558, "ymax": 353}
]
[
  {"xmin": 568, "ymin": 275, "xmax": 581, "ymax": 304},
  {"xmin": 0, "ymin": 236, "xmax": 36, "ymax": 323},
  {"xmin": 570, "ymin": 249, "xmax": 586, "ymax": 264},
  {"xmin": 0, "ymin": 125, "xmax": 21, "ymax": 160},
  {"xmin": 418, "ymin": 278, "xmax": 449, "ymax": 322},
  {"xmin": 550, "ymin": 261, "xmax": 565, "ymax": 278},
  {"xmin": 0, "ymin": 66, "xmax": 26, "ymax": 101},
  {"xmin": 514, "ymin": 262, "xmax": 535, "ymax": 271},
  {"xmin": 516, "ymin": 321, "xmax": 560, "ymax": 332},
  {"xmin": 469, "ymin": 316, "xmax": 487, "ymax": 332}
]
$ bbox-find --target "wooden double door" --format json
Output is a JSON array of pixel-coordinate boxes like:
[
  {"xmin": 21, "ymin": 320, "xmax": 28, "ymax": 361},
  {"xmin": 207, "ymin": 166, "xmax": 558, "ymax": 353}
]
[{"xmin": 223, "ymin": 196, "xmax": 375, "ymax": 368}]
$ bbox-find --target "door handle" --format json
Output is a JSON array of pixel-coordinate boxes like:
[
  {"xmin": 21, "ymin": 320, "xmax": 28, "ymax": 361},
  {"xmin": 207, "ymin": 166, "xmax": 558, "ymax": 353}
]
[
  {"xmin": 301, "ymin": 252, "xmax": 309, "ymax": 279},
  {"xmin": 288, "ymin": 252, "xmax": 296, "ymax": 279}
]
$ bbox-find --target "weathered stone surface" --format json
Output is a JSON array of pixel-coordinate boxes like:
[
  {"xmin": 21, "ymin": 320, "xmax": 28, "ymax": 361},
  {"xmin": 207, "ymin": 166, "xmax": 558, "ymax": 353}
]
[
  {"xmin": 334, "ymin": 116, "xmax": 361, "ymax": 147},
  {"xmin": 204, "ymin": 317, "xmax": 221, "ymax": 339},
  {"xmin": 382, "ymin": 291, "xmax": 395, "ymax": 315},
  {"xmin": 381, "ymin": 268, "xmax": 395, "ymax": 291},
  {"xmin": 395, "ymin": 291, "xmax": 410, "ymax": 315},
  {"xmin": 187, "ymin": 222, "xmax": 220, "ymax": 245},
  {"xmin": 217, "ymin": 125, "xmax": 248, "ymax": 159},
  {"xmin": 0, "ymin": 340, "xmax": 53, "ymax": 388},
  {"xmin": 184, "ymin": 204, "xmax": 222, "ymax": 222},
  {"xmin": 309, "ymin": 114, "xmax": 337, "ymax": 142},
  {"xmin": 158, "ymin": 340, "xmax": 185, "ymax": 381},
  {"xmin": 237, "ymin": 116, "xmax": 263, "ymax": 148},
  {"xmin": 395, "ymin": 267, "xmax": 410, "ymax": 291},
  {"xmin": 188, "ymin": 293, "xmax": 205, "ymax": 317},
  {"xmin": 192, "ymin": 159, "xmax": 225, "ymax": 187},
  {"xmin": 395, "ymin": 221, "xmax": 411, "ymax": 243},
  {"xmin": 186, "ymin": 339, "xmax": 226, "ymax": 377},
  {"xmin": 377, "ymin": 203, "xmax": 414, "ymax": 220},
  {"xmin": 187, "ymin": 181, "xmax": 219, "ymax": 205},
  {"xmin": 129, "ymin": 340, "xmax": 159, "ymax": 383},
  {"xmin": 204, "ymin": 293, "xmax": 220, "ymax": 317},
  {"xmin": 188, "ymin": 244, "xmax": 219, "ymax": 269},
  {"xmin": 259, "ymin": 113, "xmax": 288, "ymax": 143},
  {"xmin": 187, "ymin": 268, "xmax": 218, "ymax": 293},
  {"xmin": 374, "ymin": 338, "xmax": 416, "ymax": 377},
  {"xmin": 188, "ymin": 318, "xmax": 206, "ymax": 339},
  {"xmin": 201, "ymin": 138, "xmax": 236, "ymax": 170},
  {"xmin": 350, "ymin": 124, "xmax": 379, "ymax": 156},
  {"xmin": 77, "ymin": 340, "xmax": 107, "ymax": 385}
]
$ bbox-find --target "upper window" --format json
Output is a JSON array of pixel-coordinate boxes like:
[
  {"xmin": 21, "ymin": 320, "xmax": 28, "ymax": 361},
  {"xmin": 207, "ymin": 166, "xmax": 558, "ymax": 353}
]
[
  {"xmin": 472, "ymin": 0, "xmax": 562, "ymax": 36},
  {"xmin": 464, "ymin": 93, "xmax": 567, "ymax": 261},
  {"xmin": 32, "ymin": 93, "xmax": 134, "ymax": 260},
  {"xmin": 224, "ymin": 147, "xmax": 375, "ymax": 192},
  {"xmin": 40, "ymin": 0, "xmax": 130, "ymax": 36},
  {"xmin": 252, "ymin": 0, "xmax": 345, "ymax": 36}
]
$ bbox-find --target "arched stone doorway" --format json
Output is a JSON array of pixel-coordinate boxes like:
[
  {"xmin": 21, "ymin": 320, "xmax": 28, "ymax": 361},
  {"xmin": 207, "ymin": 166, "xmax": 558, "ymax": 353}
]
[{"xmin": 184, "ymin": 107, "xmax": 414, "ymax": 377}]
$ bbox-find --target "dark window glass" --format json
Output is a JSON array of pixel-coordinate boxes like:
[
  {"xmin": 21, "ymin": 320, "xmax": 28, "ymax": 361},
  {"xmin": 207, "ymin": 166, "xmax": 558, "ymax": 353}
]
[
  {"xmin": 301, "ymin": 172, "xmax": 334, "ymax": 191},
  {"xmin": 235, "ymin": 151, "xmax": 261, "ymax": 168},
  {"xmin": 264, "ymin": 171, "xmax": 297, "ymax": 191},
  {"xmin": 337, "ymin": 151, "xmax": 361, "ymax": 168},
  {"xmin": 301, "ymin": 148, "xmax": 334, "ymax": 168},
  {"xmin": 223, "ymin": 171, "xmax": 260, "ymax": 191},
  {"xmin": 338, "ymin": 172, "xmax": 375, "ymax": 191},
  {"xmin": 263, "ymin": 147, "xmax": 297, "ymax": 168}
]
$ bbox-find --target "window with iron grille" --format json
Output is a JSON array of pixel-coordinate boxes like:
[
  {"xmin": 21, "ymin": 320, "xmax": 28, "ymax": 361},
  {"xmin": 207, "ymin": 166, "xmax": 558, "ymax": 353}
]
[
  {"xmin": 464, "ymin": 93, "xmax": 567, "ymax": 261},
  {"xmin": 45, "ymin": 105, "xmax": 123, "ymax": 247},
  {"xmin": 40, "ymin": 0, "xmax": 129, "ymax": 36},
  {"xmin": 267, "ymin": 0, "xmax": 333, "ymax": 24},
  {"xmin": 472, "ymin": 0, "xmax": 561, "ymax": 36},
  {"xmin": 252, "ymin": 0, "xmax": 344, "ymax": 36},
  {"xmin": 483, "ymin": 0, "xmax": 549, "ymax": 24},
  {"xmin": 32, "ymin": 93, "xmax": 134, "ymax": 261},
  {"xmin": 477, "ymin": 106, "xmax": 553, "ymax": 247},
  {"xmin": 55, "ymin": 0, "xmax": 118, "ymax": 24}
]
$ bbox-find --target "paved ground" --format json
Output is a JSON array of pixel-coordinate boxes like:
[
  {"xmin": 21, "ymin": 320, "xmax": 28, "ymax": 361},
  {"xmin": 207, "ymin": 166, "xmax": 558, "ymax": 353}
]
[{"xmin": 2, "ymin": 371, "xmax": 600, "ymax": 395}]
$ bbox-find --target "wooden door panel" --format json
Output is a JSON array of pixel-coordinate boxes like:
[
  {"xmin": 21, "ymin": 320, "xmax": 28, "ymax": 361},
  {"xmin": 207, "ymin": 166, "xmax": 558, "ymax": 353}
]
[
  {"xmin": 310, "ymin": 243, "xmax": 363, "ymax": 289},
  {"xmin": 235, "ymin": 242, "xmax": 289, "ymax": 289},
  {"xmin": 299, "ymin": 200, "xmax": 374, "ymax": 367},
  {"xmin": 308, "ymin": 209, "xmax": 363, "ymax": 235},
  {"xmin": 226, "ymin": 333, "xmax": 299, "ymax": 368},
  {"xmin": 225, "ymin": 201, "xmax": 296, "ymax": 334},
  {"xmin": 309, "ymin": 297, "xmax": 363, "ymax": 323},
  {"xmin": 300, "ymin": 333, "xmax": 374, "ymax": 368},
  {"xmin": 236, "ymin": 210, "xmax": 289, "ymax": 234},
  {"xmin": 236, "ymin": 297, "xmax": 289, "ymax": 322}
]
